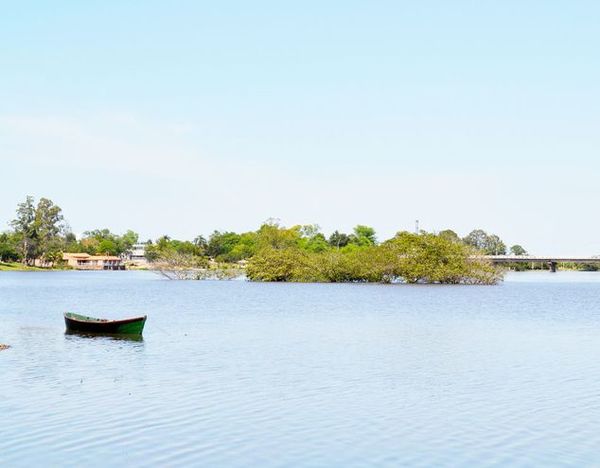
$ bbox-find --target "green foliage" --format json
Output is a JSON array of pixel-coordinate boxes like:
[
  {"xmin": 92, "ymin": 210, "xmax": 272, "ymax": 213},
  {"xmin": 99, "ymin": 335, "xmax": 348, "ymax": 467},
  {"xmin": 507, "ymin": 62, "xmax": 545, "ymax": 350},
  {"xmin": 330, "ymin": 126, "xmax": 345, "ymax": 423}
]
[
  {"xmin": 438, "ymin": 229, "xmax": 461, "ymax": 243},
  {"xmin": 97, "ymin": 239, "xmax": 118, "ymax": 255},
  {"xmin": 145, "ymin": 235, "xmax": 206, "ymax": 261},
  {"xmin": 70, "ymin": 228, "xmax": 140, "ymax": 256},
  {"xmin": 381, "ymin": 232, "xmax": 498, "ymax": 284},
  {"xmin": 245, "ymin": 248, "xmax": 310, "ymax": 282},
  {"xmin": 510, "ymin": 245, "xmax": 528, "ymax": 256},
  {"xmin": 255, "ymin": 222, "xmax": 302, "ymax": 251},
  {"xmin": 0, "ymin": 232, "xmax": 19, "ymax": 262},
  {"xmin": 193, "ymin": 235, "xmax": 208, "ymax": 254},
  {"xmin": 297, "ymin": 225, "xmax": 329, "ymax": 253},
  {"xmin": 207, "ymin": 231, "xmax": 242, "ymax": 259},
  {"xmin": 351, "ymin": 225, "xmax": 377, "ymax": 246},
  {"xmin": 1, "ymin": 197, "xmax": 511, "ymax": 281},
  {"xmin": 226, "ymin": 232, "xmax": 257, "ymax": 261},
  {"xmin": 577, "ymin": 263, "xmax": 600, "ymax": 272},
  {"xmin": 328, "ymin": 230, "xmax": 351, "ymax": 248},
  {"xmin": 121, "ymin": 230, "xmax": 139, "ymax": 250},
  {"xmin": 463, "ymin": 229, "xmax": 507, "ymax": 255},
  {"xmin": 247, "ymin": 230, "xmax": 500, "ymax": 284},
  {"xmin": 11, "ymin": 196, "xmax": 66, "ymax": 264}
]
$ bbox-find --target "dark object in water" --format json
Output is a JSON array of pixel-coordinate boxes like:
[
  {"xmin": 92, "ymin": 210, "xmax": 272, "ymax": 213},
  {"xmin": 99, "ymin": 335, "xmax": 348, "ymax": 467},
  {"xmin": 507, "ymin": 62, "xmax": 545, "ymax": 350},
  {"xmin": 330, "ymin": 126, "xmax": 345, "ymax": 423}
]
[
  {"xmin": 64, "ymin": 312, "xmax": 146, "ymax": 336},
  {"xmin": 0, "ymin": 344, "xmax": 10, "ymax": 351}
]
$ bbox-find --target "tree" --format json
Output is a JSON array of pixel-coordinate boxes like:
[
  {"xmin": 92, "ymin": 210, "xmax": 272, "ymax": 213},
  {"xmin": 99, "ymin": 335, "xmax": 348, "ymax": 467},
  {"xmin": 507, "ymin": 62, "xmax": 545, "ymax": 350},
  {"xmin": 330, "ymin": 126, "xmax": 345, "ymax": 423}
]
[
  {"xmin": 11, "ymin": 196, "xmax": 65, "ymax": 264},
  {"xmin": 246, "ymin": 230, "xmax": 500, "ymax": 285},
  {"xmin": 10, "ymin": 196, "xmax": 36, "ymax": 263},
  {"xmin": 300, "ymin": 224, "xmax": 321, "ymax": 239},
  {"xmin": 510, "ymin": 245, "xmax": 528, "ymax": 256},
  {"xmin": 144, "ymin": 234, "xmax": 209, "ymax": 262},
  {"xmin": 63, "ymin": 232, "xmax": 79, "ymax": 253},
  {"xmin": 35, "ymin": 197, "xmax": 65, "ymax": 239},
  {"xmin": 97, "ymin": 239, "xmax": 118, "ymax": 255},
  {"xmin": 463, "ymin": 229, "xmax": 489, "ymax": 251},
  {"xmin": 226, "ymin": 232, "xmax": 257, "ymax": 261},
  {"xmin": 207, "ymin": 231, "xmax": 242, "ymax": 259},
  {"xmin": 304, "ymin": 233, "xmax": 329, "ymax": 253},
  {"xmin": 193, "ymin": 235, "xmax": 208, "ymax": 254},
  {"xmin": 150, "ymin": 250, "xmax": 209, "ymax": 279},
  {"xmin": 0, "ymin": 232, "xmax": 19, "ymax": 262},
  {"xmin": 40, "ymin": 237, "xmax": 65, "ymax": 265},
  {"xmin": 463, "ymin": 229, "xmax": 506, "ymax": 255},
  {"xmin": 120, "ymin": 230, "xmax": 139, "ymax": 253},
  {"xmin": 438, "ymin": 229, "xmax": 460, "ymax": 243},
  {"xmin": 79, "ymin": 229, "xmax": 139, "ymax": 256},
  {"xmin": 486, "ymin": 235, "xmax": 507, "ymax": 256},
  {"xmin": 351, "ymin": 225, "xmax": 377, "ymax": 246},
  {"xmin": 297, "ymin": 225, "xmax": 329, "ymax": 253},
  {"xmin": 380, "ymin": 232, "xmax": 499, "ymax": 284},
  {"xmin": 255, "ymin": 223, "xmax": 301, "ymax": 251},
  {"xmin": 328, "ymin": 230, "xmax": 351, "ymax": 249},
  {"xmin": 246, "ymin": 248, "xmax": 310, "ymax": 282}
]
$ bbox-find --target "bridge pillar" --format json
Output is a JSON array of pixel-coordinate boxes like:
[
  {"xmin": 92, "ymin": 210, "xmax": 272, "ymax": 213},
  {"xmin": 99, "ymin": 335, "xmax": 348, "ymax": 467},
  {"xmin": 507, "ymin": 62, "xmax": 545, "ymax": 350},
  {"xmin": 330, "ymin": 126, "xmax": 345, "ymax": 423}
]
[{"xmin": 548, "ymin": 261, "xmax": 557, "ymax": 273}]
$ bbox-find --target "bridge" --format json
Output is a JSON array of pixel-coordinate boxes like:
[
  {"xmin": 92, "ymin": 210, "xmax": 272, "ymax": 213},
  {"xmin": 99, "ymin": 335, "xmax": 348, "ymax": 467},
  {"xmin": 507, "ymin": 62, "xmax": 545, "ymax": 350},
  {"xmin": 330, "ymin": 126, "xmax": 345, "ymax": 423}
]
[{"xmin": 482, "ymin": 255, "xmax": 600, "ymax": 272}]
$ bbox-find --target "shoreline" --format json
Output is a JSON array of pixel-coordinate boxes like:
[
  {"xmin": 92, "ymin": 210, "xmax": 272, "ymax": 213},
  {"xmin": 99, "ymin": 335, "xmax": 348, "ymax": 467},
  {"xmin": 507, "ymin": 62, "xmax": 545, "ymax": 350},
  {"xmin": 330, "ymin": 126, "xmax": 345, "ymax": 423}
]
[
  {"xmin": 0, "ymin": 262, "xmax": 71, "ymax": 272},
  {"xmin": 0, "ymin": 262, "xmax": 149, "ymax": 272}
]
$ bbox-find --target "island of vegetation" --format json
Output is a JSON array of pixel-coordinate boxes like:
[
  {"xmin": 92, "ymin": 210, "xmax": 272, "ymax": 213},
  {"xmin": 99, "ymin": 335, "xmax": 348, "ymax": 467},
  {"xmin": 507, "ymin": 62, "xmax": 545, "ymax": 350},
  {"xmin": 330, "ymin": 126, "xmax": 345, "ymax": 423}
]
[{"xmin": 1, "ymin": 195, "xmax": 565, "ymax": 285}]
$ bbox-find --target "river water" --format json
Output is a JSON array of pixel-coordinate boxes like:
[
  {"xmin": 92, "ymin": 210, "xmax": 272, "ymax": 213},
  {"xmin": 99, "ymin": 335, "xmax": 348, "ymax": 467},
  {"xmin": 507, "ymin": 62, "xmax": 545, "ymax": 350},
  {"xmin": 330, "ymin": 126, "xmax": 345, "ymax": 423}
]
[{"xmin": 1, "ymin": 271, "xmax": 600, "ymax": 466}]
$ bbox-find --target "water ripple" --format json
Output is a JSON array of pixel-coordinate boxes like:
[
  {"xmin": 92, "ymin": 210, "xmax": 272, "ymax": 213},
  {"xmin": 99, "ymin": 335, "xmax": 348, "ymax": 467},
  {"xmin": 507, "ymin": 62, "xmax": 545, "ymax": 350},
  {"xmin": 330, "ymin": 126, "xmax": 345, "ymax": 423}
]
[{"xmin": 2, "ymin": 271, "xmax": 600, "ymax": 466}]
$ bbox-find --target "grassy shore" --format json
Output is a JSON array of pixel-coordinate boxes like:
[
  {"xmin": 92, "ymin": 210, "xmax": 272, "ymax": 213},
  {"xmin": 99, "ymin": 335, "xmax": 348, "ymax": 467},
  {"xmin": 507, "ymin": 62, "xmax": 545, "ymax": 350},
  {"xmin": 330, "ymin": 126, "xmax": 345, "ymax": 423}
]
[
  {"xmin": 0, "ymin": 262, "xmax": 148, "ymax": 272},
  {"xmin": 0, "ymin": 262, "xmax": 56, "ymax": 271}
]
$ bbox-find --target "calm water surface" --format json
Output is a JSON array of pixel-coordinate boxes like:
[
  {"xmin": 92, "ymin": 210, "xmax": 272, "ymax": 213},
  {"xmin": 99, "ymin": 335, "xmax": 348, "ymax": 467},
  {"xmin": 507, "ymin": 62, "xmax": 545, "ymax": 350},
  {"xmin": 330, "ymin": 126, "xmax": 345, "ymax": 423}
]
[{"xmin": 2, "ymin": 271, "xmax": 600, "ymax": 466}]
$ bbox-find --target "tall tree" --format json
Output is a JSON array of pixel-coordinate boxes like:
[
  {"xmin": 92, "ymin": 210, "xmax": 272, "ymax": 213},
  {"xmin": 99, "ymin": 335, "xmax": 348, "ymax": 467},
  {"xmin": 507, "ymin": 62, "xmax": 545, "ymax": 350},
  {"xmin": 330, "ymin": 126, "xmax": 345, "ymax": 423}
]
[
  {"xmin": 463, "ymin": 229, "xmax": 489, "ymax": 251},
  {"xmin": 463, "ymin": 229, "xmax": 506, "ymax": 255},
  {"xmin": 120, "ymin": 230, "xmax": 139, "ymax": 252},
  {"xmin": 11, "ymin": 196, "xmax": 65, "ymax": 264},
  {"xmin": 486, "ymin": 235, "xmax": 507, "ymax": 255},
  {"xmin": 10, "ymin": 196, "xmax": 36, "ymax": 263},
  {"xmin": 34, "ymin": 197, "xmax": 66, "ymax": 261}
]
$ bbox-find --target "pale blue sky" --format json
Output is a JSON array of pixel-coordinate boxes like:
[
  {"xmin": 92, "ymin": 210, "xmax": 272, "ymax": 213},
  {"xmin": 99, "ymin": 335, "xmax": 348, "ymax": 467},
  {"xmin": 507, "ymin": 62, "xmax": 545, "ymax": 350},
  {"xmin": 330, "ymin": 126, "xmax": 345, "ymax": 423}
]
[{"xmin": 2, "ymin": 1, "xmax": 599, "ymax": 254}]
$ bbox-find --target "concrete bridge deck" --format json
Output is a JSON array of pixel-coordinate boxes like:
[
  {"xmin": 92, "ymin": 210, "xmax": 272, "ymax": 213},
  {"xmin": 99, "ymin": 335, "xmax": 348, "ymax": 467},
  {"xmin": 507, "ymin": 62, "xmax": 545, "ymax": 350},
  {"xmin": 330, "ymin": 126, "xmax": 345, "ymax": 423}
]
[
  {"xmin": 484, "ymin": 255, "xmax": 600, "ymax": 263},
  {"xmin": 481, "ymin": 255, "xmax": 600, "ymax": 272}
]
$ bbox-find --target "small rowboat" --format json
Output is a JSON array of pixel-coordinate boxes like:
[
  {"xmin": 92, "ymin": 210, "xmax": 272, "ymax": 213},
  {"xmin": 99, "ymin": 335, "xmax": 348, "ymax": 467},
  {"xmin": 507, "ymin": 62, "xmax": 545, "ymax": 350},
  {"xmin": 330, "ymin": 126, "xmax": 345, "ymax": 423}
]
[{"xmin": 64, "ymin": 312, "xmax": 147, "ymax": 336}]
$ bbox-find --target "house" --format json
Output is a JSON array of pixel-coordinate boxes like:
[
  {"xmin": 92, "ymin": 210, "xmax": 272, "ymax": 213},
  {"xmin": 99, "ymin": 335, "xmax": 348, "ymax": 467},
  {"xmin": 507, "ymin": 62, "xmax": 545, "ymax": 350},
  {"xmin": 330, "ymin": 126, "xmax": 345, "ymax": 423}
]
[
  {"xmin": 63, "ymin": 253, "xmax": 125, "ymax": 270},
  {"xmin": 127, "ymin": 243, "xmax": 148, "ymax": 266}
]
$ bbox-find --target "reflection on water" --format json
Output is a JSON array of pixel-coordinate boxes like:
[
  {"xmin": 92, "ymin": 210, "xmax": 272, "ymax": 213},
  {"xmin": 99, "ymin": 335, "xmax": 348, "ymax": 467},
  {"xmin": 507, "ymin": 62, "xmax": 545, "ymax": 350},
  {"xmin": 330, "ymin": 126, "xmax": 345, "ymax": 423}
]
[
  {"xmin": 2, "ymin": 271, "xmax": 600, "ymax": 466},
  {"xmin": 64, "ymin": 331, "xmax": 145, "ymax": 342}
]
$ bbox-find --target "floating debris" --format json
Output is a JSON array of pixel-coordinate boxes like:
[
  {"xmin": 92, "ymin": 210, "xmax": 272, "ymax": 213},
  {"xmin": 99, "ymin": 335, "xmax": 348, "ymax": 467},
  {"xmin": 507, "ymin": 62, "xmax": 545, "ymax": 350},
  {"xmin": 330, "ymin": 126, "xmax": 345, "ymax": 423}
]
[{"xmin": 0, "ymin": 344, "xmax": 10, "ymax": 351}]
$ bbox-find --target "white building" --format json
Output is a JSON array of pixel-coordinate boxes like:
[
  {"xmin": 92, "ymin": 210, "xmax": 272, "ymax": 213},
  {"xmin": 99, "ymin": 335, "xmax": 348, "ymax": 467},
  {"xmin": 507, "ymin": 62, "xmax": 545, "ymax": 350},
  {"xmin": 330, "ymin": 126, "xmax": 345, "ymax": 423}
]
[{"xmin": 128, "ymin": 243, "xmax": 148, "ymax": 266}]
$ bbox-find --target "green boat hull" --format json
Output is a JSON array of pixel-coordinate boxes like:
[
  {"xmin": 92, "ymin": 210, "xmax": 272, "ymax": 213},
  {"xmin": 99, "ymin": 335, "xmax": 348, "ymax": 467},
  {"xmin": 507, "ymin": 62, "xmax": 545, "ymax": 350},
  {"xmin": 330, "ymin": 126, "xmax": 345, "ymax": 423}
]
[{"xmin": 64, "ymin": 312, "xmax": 147, "ymax": 336}]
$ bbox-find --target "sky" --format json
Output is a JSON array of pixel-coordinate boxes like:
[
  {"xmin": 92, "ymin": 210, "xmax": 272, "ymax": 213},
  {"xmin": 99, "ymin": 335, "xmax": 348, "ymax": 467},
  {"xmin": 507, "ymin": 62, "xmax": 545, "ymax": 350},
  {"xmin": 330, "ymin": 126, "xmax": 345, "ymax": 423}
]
[{"xmin": 1, "ymin": 1, "xmax": 599, "ymax": 255}]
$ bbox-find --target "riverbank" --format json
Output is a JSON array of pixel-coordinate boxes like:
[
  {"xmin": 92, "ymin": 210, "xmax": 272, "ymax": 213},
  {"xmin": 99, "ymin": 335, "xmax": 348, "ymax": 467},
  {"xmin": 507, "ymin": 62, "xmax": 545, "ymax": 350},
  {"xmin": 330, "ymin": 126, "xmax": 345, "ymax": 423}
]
[
  {"xmin": 0, "ymin": 262, "xmax": 48, "ymax": 271},
  {"xmin": 0, "ymin": 262, "xmax": 76, "ymax": 272}
]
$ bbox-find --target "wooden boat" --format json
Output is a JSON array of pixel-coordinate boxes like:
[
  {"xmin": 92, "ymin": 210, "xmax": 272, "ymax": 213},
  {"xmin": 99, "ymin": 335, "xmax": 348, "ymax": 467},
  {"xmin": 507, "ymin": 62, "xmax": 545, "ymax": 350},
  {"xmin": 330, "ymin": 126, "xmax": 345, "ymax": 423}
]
[{"xmin": 64, "ymin": 312, "xmax": 147, "ymax": 336}]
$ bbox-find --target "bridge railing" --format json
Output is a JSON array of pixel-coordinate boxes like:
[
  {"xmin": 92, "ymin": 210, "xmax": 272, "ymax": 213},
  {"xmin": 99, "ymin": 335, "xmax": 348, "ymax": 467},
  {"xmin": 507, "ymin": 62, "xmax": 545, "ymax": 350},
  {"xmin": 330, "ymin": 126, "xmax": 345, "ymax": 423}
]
[{"xmin": 481, "ymin": 255, "xmax": 600, "ymax": 263}]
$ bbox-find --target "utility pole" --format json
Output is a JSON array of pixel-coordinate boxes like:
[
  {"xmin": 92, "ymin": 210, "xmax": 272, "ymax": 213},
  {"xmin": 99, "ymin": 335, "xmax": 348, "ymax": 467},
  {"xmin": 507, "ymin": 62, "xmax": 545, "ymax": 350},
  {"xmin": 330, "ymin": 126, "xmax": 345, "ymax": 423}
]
[{"xmin": 415, "ymin": 219, "xmax": 419, "ymax": 234}]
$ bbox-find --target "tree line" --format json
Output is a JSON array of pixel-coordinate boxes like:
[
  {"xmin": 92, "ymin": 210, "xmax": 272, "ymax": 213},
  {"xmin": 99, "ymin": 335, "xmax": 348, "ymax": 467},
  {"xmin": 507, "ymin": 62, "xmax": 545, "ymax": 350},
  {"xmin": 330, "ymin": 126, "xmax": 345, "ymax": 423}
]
[
  {"xmin": 0, "ymin": 196, "xmax": 140, "ymax": 265},
  {"xmin": 1, "ymin": 196, "xmax": 533, "ymax": 283}
]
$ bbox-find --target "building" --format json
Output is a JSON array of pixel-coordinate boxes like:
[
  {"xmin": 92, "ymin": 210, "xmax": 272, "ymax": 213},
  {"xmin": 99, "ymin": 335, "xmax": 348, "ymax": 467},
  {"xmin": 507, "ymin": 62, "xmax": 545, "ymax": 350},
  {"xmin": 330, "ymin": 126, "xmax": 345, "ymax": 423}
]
[
  {"xmin": 127, "ymin": 243, "xmax": 148, "ymax": 266},
  {"xmin": 63, "ymin": 253, "xmax": 125, "ymax": 270}
]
